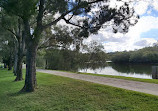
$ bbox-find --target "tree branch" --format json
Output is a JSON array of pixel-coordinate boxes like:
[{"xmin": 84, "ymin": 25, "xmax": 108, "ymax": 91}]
[
  {"xmin": 63, "ymin": 17, "xmax": 84, "ymax": 28},
  {"xmin": 6, "ymin": 28, "xmax": 18, "ymax": 37},
  {"xmin": 42, "ymin": 0, "xmax": 105, "ymax": 29},
  {"xmin": 6, "ymin": 28, "xmax": 19, "ymax": 42},
  {"xmin": 38, "ymin": 36, "xmax": 55, "ymax": 48},
  {"xmin": 37, "ymin": 0, "xmax": 45, "ymax": 28}
]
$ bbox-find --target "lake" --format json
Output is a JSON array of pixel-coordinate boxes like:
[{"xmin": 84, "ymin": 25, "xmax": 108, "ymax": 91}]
[{"xmin": 79, "ymin": 63, "xmax": 158, "ymax": 79}]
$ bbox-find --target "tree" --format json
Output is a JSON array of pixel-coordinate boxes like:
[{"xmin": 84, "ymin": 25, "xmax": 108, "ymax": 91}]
[
  {"xmin": 0, "ymin": 28, "xmax": 15, "ymax": 70},
  {"xmin": 0, "ymin": 0, "xmax": 139, "ymax": 92},
  {"xmin": 83, "ymin": 41, "xmax": 106, "ymax": 63},
  {"xmin": 111, "ymin": 51, "xmax": 131, "ymax": 63},
  {"xmin": 0, "ymin": 10, "xmax": 25, "ymax": 81},
  {"xmin": 111, "ymin": 46, "xmax": 158, "ymax": 63}
]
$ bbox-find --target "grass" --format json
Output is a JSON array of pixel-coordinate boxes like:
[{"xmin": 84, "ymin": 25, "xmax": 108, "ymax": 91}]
[
  {"xmin": 77, "ymin": 72, "xmax": 158, "ymax": 84},
  {"xmin": 40, "ymin": 68, "xmax": 158, "ymax": 84},
  {"xmin": 1, "ymin": 69, "xmax": 158, "ymax": 111}
]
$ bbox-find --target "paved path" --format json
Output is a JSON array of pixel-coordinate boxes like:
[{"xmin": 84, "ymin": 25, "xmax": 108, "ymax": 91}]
[{"xmin": 37, "ymin": 69, "xmax": 158, "ymax": 96}]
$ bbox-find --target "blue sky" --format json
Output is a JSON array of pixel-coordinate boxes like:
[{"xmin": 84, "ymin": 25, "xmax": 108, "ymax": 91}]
[
  {"xmin": 141, "ymin": 7, "xmax": 158, "ymax": 40},
  {"xmin": 83, "ymin": 0, "xmax": 158, "ymax": 52},
  {"xmin": 141, "ymin": 29, "xmax": 158, "ymax": 40},
  {"xmin": 142, "ymin": 6, "xmax": 158, "ymax": 17}
]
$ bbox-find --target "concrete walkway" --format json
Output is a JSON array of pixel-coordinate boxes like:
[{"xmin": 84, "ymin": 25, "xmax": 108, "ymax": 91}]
[{"xmin": 37, "ymin": 69, "xmax": 158, "ymax": 96}]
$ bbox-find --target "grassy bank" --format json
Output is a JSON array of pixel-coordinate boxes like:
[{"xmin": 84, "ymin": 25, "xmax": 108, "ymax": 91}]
[
  {"xmin": 1, "ymin": 69, "xmax": 158, "ymax": 111},
  {"xmin": 78, "ymin": 72, "xmax": 158, "ymax": 84}
]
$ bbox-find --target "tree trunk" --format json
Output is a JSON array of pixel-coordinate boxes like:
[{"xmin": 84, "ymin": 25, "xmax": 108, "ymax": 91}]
[
  {"xmin": 8, "ymin": 65, "xmax": 12, "ymax": 70},
  {"xmin": 21, "ymin": 13, "xmax": 43, "ymax": 92},
  {"xmin": 15, "ymin": 33, "xmax": 25, "ymax": 81},
  {"xmin": 8, "ymin": 56, "xmax": 12, "ymax": 70},
  {"xmin": 45, "ymin": 59, "xmax": 48, "ymax": 69},
  {"xmin": 13, "ymin": 54, "xmax": 18, "ymax": 75},
  {"xmin": 21, "ymin": 44, "xmax": 38, "ymax": 92},
  {"xmin": 4, "ymin": 63, "xmax": 7, "ymax": 68},
  {"xmin": 13, "ymin": 43, "xmax": 18, "ymax": 76},
  {"xmin": 15, "ymin": 55, "xmax": 23, "ymax": 81}
]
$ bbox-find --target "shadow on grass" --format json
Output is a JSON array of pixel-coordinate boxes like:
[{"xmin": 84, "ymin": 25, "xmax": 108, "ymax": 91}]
[
  {"xmin": 0, "ymin": 75, "xmax": 14, "ymax": 79},
  {"xmin": 7, "ymin": 90, "xmax": 33, "ymax": 97}
]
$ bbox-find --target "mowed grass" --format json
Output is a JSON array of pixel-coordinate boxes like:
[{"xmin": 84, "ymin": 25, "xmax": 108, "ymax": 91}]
[
  {"xmin": 1, "ymin": 69, "xmax": 158, "ymax": 111},
  {"xmin": 78, "ymin": 72, "xmax": 158, "ymax": 84}
]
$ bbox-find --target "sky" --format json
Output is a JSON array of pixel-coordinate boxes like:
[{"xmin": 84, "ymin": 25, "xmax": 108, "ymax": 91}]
[
  {"xmin": 83, "ymin": 0, "xmax": 158, "ymax": 52},
  {"xmin": 56, "ymin": 0, "xmax": 158, "ymax": 52}
]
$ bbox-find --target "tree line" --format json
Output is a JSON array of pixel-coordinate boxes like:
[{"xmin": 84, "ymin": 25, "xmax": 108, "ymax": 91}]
[
  {"xmin": 111, "ymin": 45, "xmax": 158, "ymax": 63},
  {"xmin": 36, "ymin": 41, "xmax": 107, "ymax": 71}
]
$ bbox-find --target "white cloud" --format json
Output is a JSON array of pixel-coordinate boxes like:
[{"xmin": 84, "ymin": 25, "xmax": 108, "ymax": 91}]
[
  {"xmin": 134, "ymin": 1, "xmax": 149, "ymax": 15},
  {"xmin": 84, "ymin": 15, "xmax": 158, "ymax": 52},
  {"xmin": 134, "ymin": 38, "xmax": 157, "ymax": 46},
  {"xmin": 152, "ymin": 0, "xmax": 158, "ymax": 11},
  {"xmin": 134, "ymin": 0, "xmax": 158, "ymax": 15}
]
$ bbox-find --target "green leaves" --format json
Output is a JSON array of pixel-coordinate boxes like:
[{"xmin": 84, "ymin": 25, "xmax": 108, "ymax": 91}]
[
  {"xmin": 0, "ymin": 12, "xmax": 18, "ymax": 30},
  {"xmin": 45, "ymin": 0, "xmax": 68, "ymax": 14},
  {"xmin": 0, "ymin": 0, "xmax": 38, "ymax": 19},
  {"xmin": 111, "ymin": 46, "xmax": 158, "ymax": 63}
]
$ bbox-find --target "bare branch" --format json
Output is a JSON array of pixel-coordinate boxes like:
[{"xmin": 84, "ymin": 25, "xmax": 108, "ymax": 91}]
[{"xmin": 5, "ymin": 28, "xmax": 18, "ymax": 41}]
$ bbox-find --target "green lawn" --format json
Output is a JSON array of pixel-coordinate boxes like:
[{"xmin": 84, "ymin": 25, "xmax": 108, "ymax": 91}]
[
  {"xmin": 77, "ymin": 72, "xmax": 158, "ymax": 84},
  {"xmin": 1, "ymin": 69, "xmax": 158, "ymax": 111}
]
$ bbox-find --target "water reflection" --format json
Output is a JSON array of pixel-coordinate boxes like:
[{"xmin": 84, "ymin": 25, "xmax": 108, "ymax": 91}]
[
  {"xmin": 79, "ymin": 63, "xmax": 158, "ymax": 79},
  {"xmin": 111, "ymin": 63, "xmax": 152, "ymax": 75}
]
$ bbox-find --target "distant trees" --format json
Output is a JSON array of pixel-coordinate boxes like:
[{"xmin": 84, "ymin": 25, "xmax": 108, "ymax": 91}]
[
  {"xmin": 111, "ymin": 51, "xmax": 131, "ymax": 63},
  {"xmin": 37, "ymin": 40, "xmax": 107, "ymax": 71},
  {"xmin": 0, "ymin": 29, "xmax": 15, "ymax": 70},
  {"xmin": 111, "ymin": 46, "xmax": 158, "ymax": 63},
  {"xmin": 44, "ymin": 49, "xmax": 81, "ymax": 71},
  {"xmin": 130, "ymin": 48, "xmax": 158, "ymax": 63},
  {"xmin": 39, "ymin": 48, "xmax": 107, "ymax": 71},
  {"xmin": 83, "ymin": 41, "xmax": 107, "ymax": 63}
]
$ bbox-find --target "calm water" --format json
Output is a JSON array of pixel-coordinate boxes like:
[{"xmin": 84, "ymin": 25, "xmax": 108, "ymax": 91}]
[{"xmin": 79, "ymin": 63, "xmax": 158, "ymax": 79}]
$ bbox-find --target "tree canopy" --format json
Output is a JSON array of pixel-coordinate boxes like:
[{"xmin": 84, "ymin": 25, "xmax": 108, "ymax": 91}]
[
  {"xmin": 0, "ymin": 0, "xmax": 139, "ymax": 92},
  {"xmin": 111, "ymin": 46, "xmax": 158, "ymax": 63}
]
